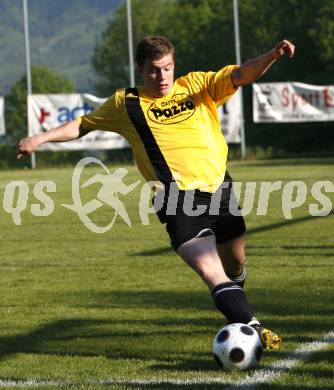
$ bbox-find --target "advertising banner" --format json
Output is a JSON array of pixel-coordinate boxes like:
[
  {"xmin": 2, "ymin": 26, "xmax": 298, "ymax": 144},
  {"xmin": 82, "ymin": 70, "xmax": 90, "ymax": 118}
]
[
  {"xmin": 28, "ymin": 94, "xmax": 128, "ymax": 151},
  {"xmin": 218, "ymin": 89, "xmax": 242, "ymax": 143},
  {"xmin": 253, "ymin": 82, "xmax": 334, "ymax": 123}
]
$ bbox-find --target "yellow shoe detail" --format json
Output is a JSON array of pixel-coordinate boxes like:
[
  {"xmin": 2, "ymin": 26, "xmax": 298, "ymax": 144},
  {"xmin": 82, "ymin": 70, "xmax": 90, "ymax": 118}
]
[{"xmin": 261, "ymin": 328, "xmax": 281, "ymax": 350}]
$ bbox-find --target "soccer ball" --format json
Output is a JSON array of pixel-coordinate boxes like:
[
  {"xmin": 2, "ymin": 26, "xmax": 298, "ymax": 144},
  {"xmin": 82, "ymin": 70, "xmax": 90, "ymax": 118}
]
[{"xmin": 212, "ymin": 323, "xmax": 263, "ymax": 371}]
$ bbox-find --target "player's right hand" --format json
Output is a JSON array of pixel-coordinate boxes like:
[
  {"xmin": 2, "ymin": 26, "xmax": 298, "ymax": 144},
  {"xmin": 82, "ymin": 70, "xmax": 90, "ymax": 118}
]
[{"xmin": 17, "ymin": 136, "xmax": 39, "ymax": 159}]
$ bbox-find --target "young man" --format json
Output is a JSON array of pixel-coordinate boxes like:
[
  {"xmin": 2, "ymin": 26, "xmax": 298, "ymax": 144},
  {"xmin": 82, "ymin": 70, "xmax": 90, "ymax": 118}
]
[{"xmin": 17, "ymin": 36, "xmax": 295, "ymax": 350}]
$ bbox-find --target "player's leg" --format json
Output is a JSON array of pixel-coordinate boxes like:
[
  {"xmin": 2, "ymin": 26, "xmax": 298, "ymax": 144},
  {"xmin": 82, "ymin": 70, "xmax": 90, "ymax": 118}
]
[
  {"xmin": 164, "ymin": 201, "xmax": 281, "ymax": 349},
  {"xmin": 176, "ymin": 233, "xmax": 229, "ymax": 288},
  {"xmin": 216, "ymin": 234, "xmax": 247, "ymax": 288},
  {"xmin": 215, "ymin": 234, "xmax": 281, "ymax": 350},
  {"xmin": 177, "ymin": 232, "xmax": 256, "ymax": 325},
  {"xmin": 209, "ymin": 171, "xmax": 248, "ymax": 287}
]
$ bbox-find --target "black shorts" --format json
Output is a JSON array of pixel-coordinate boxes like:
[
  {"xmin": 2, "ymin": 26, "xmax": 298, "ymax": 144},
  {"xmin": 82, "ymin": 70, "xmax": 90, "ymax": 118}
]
[{"xmin": 154, "ymin": 172, "xmax": 246, "ymax": 251}]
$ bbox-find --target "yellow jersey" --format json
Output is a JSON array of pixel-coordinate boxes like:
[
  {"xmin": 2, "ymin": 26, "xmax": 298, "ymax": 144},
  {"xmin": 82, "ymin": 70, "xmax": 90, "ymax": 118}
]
[{"xmin": 79, "ymin": 65, "xmax": 238, "ymax": 193}]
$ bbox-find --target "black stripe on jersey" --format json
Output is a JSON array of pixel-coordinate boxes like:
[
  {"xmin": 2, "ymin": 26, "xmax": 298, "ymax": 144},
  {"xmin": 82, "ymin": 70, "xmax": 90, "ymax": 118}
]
[{"xmin": 125, "ymin": 87, "xmax": 174, "ymax": 184}]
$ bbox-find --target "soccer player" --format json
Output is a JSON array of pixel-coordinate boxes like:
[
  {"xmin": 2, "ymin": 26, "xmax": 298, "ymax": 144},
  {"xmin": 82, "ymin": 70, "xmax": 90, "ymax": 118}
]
[{"xmin": 17, "ymin": 36, "xmax": 295, "ymax": 350}]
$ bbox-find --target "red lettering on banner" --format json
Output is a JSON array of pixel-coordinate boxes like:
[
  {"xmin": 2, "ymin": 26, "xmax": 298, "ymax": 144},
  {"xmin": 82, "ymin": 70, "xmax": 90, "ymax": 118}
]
[
  {"xmin": 39, "ymin": 107, "xmax": 51, "ymax": 124},
  {"xmin": 281, "ymin": 86, "xmax": 289, "ymax": 107},
  {"xmin": 281, "ymin": 87, "xmax": 323, "ymax": 111},
  {"xmin": 323, "ymin": 88, "xmax": 334, "ymax": 108}
]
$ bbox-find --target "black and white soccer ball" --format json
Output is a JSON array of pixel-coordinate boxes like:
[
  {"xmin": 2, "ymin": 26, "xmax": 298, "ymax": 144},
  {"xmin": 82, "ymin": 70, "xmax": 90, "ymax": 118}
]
[{"xmin": 212, "ymin": 323, "xmax": 263, "ymax": 371}]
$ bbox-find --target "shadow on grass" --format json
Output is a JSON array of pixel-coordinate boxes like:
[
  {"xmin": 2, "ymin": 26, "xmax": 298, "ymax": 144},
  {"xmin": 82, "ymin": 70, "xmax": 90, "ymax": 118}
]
[
  {"xmin": 1, "ymin": 288, "xmax": 330, "ymax": 360},
  {"xmin": 1, "ymin": 206, "xmax": 333, "ymax": 375},
  {"xmin": 247, "ymin": 211, "xmax": 333, "ymax": 236},
  {"xmin": 66, "ymin": 289, "xmax": 214, "ymax": 311},
  {"xmin": 132, "ymin": 212, "xmax": 333, "ymax": 257},
  {"xmin": 0, "ymin": 317, "xmax": 206, "ymax": 361},
  {"xmin": 132, "ymin": 246, "xmax": 173, "ymax": 257},
  {"xmin": 0, "ymin": 303, "xmax": 332, "ymax": 379},
  {"xmin": 61, "ymin": 288, "xmax": 334, "ymax": 321},
  {"xmin": 0, "ymin": 316, "xmax": 331, "ymax": 378}
]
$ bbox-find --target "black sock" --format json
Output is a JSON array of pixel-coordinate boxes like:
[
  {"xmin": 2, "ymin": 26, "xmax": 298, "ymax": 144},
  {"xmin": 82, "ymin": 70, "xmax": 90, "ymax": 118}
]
[
  {"xmin": 212, "ymin": 282, "xmax": 255, "ymax": 324},
  {"xmin": 226, "ymin": 268, "xmax": 247, "ymax": 288}
]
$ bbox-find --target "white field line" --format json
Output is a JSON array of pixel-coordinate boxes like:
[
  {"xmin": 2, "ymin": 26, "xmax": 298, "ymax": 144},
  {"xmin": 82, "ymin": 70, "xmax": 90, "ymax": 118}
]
[
  {"xmin": 0, "ymin": 330, "xmax": 332, "ymax": 388},
  {"xmin": 226, "ymin": 330, "xmax": 334, "ymax": 390}
]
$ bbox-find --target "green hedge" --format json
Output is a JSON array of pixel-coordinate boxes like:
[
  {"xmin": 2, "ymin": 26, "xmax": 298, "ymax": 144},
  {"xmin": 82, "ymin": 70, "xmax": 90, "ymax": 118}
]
[{"xmin": 0, "ymin": 145, "xmax": 134, "ymax": 169}]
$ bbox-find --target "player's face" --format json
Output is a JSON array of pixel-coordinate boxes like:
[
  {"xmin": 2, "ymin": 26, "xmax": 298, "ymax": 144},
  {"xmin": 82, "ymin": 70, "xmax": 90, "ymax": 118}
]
[{"xmin": 139, "ymin": 53, "xmax": 175, "ymax": 98}]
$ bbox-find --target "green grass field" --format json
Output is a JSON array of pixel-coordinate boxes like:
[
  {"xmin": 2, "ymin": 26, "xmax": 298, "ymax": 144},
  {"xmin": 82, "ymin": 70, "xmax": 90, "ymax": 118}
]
[{"xmin": 0, "ymin": 158, "xmax": 333, "ymax": 389}]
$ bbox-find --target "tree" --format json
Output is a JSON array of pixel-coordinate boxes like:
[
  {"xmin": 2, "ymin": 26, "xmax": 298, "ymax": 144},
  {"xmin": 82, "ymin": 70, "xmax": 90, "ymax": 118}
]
[
  {"xmin": 309, "ymin": 0, "xmax": 334, "ymax": 78},
  {"xmin": 92, "ymin": 0, "xmax": 334, "ymax": 156},
  {"xmin": 92, "ymin": 0, "xmax": 177, "ymax": 95},
  {"xmin": 5, "ymin": 65, "xmax": 74, "ymax": 142},
  {"xmin": 92, "ymin": 0, "xmax": 237, "ymax": 95},
  {"xmin": 93, "ymin": 0, "xmax": 334, "ymax": 87}
]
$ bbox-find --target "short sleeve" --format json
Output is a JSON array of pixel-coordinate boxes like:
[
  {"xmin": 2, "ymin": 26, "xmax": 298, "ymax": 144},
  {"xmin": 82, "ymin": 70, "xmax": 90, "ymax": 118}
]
[
  {"xmin": 77, "ymin": 90, "xmax": 125, "ymax": 133},
  {"xmin": 206, "ymin": 65, "xmax": 239, "ymax": 105}
]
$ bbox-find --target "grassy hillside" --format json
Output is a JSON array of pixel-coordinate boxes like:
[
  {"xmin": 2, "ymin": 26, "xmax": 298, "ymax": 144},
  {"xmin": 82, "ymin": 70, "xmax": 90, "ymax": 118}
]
[{"xmin": 0, "ymin": 0, "xmax": 121, "ymax": 94}]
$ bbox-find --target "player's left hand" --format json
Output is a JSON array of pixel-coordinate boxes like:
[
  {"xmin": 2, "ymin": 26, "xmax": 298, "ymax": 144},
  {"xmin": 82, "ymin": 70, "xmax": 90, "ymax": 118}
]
[{"xmin": 273, "ymin": 39, "xmax": 295, "ymax": 59}]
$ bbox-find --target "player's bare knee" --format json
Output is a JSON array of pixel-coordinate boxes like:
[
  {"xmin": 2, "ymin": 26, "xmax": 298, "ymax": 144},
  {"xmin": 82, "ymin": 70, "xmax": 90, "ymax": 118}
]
[
  {"xmin": 196, "ymin": 263, "xmax": 214, "ymax": 281},
  {"xmin": 195, "ymin": 262, "xmax": 227, "ymax": 287}
]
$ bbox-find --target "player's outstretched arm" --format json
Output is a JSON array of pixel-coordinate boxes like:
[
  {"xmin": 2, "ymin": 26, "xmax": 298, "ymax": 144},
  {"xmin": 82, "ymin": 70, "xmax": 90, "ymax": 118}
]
[
  {"xmin": 17, "ymin": 119, "xmax": 81, "ymax": 159},
  {"xmin": 231, "ymin": 39, "xmax": 295, "ymax": 87}
]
